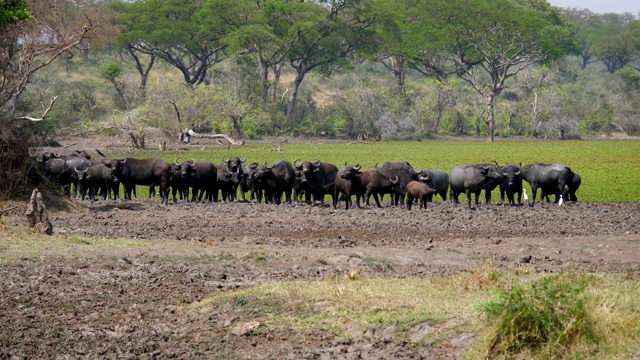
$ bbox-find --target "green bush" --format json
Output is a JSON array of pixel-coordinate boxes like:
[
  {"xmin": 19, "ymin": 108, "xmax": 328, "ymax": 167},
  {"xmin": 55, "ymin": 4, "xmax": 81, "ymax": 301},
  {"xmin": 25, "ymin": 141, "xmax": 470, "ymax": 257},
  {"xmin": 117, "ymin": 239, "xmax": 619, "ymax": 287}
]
[{"xmin": 481, "ymin": 271, "xmax": 597, "ymax": 357}]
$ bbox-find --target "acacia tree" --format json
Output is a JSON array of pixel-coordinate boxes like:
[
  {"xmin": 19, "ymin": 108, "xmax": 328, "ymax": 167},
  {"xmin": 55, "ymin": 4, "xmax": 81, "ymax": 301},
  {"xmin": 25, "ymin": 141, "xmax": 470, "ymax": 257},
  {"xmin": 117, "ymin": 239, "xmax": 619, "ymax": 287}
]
[
  {"xmin": 201, "ymin": 0, "xmax": 295, "ymax": 106},
  {"xmin": 589, "ymin": 14, "xmax": 640, "ymax": 73},
  {"xmin": 284, "ymin": 0, "xmax": 380, "ymax": 125},
  {"xmin": 560, "ymin": 7, "xmax": 600, "ymax": 69},
  {"xmin": 111, "ymin": 0, "xmax": 228, "ymax": 88},
  {"xmin": 443, "ymin": 0, "xmax": 576, "ymax": 142}
]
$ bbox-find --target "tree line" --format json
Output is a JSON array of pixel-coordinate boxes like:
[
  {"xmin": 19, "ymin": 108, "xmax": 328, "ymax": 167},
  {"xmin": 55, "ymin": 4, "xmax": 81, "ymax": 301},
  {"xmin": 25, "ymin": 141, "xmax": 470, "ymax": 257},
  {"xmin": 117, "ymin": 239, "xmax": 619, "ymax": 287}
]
[{"xmin": 2, "ymin": 0, "xmax": 640, "ymax": 150}]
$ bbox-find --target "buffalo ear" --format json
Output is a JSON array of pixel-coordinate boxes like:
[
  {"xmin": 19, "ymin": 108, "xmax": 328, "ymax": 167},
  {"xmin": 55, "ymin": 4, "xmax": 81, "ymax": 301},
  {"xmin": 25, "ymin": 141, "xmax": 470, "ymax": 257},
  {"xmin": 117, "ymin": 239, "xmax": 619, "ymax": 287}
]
[{"xmin": 104, "ymin": 163, "xmax": 112, "ymax": 168}]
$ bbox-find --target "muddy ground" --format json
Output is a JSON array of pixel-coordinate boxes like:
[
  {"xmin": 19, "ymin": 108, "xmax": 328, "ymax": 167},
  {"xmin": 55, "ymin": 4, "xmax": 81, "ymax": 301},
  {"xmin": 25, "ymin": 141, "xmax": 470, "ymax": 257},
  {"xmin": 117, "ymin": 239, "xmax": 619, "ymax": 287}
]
[{"xmin": 1, "ymin": 198, "xmax": 640, "ymax": 359}]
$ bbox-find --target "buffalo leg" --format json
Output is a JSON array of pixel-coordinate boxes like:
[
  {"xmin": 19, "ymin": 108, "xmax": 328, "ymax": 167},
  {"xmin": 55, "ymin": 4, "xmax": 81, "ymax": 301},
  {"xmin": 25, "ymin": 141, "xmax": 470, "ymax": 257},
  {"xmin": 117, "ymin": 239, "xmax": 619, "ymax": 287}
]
[
  {"xmin": 450, "ymin": 188, "xmax": 459, "ymax": 206},
  {"xmin": 529, "ymin": 185, "xmax": 537, "ymax": 206},
  {"xmin": 373, "ymin": 194, "xmax": 382, "ymax": 208}
]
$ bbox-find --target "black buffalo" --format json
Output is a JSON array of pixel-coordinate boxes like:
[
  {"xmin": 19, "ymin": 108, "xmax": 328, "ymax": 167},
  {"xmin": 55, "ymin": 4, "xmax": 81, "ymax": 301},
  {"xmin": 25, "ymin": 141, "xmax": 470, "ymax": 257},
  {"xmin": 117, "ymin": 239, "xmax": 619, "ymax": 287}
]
[
  {"xmin": 41, "ymin": 152, "xmax": 92, "ymax": 197},
  {"xmin": 521, "ymin": 163, "xmax": 573, "ymax": 206},
  {"xmin": 293, "ymin": 159, "xmax": 338, "ymax": 205},
  {"xmin": 106, "ymin": 158, "xmax": 171, "ymax": 204},
  {"xmin": 498, "ymin": 164, "xmax": 523, "ymax": 206},
  {"xmin": 380, "ymin": 161, "xmax": 418, "ymax": 206},
  {"xmin": 239, "ymin": 162, "xmax": 260, "ymax": 202},
  {"xmin": 480, "ymin": 161, "xmax": 502, "ymax": 204},
  {"xmin": 567, "ymin": 172, "xmax": 581, "ymax": 202},
  {"xmin": 334, "ymin": 163, "xmax": 365, "ymax": 210},
  {"xmin": 167, "ymin": 163, "xmax": 187, "ymax": 202},
  {"xmin": 541, "ymin": 170, "xmax": 581, "ymax": 203},
  {"xmin": 361, "ymin": 167, "xmax": 400, "ymax": 208},
  {"xmin": 221, "ymin": 156, "xmax": 246, "ymax": 201},
  {"xmin": 416, "ymin": 168, "xmax": 449, "ymax": 203},
  {"xmin": 74, "ymin": 164, "xmax": 120, "ymax": 200},
  {"xmin": 449, "ymin": 164, "xmax": 501, "ymax": 209},
  {"xmin": 252, "ymin": 161, "xmax": 295, "ymax": 205},
  {"xmin": 174, "ymin": 158, "xmax": 217, "ymax": 202},
  {"xmin": 292, "ymin": 165, "xmax": 312, "ymax": 203},
  {"xmin": 214, "ymin": 162, "xmax": 241, "ymax": 202}
]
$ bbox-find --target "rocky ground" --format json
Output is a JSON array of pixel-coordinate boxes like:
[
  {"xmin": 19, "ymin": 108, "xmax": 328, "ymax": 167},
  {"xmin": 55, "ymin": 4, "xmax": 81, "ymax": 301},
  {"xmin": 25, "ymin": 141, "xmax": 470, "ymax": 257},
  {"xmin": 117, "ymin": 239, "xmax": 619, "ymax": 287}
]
[{"xmin": 1, "ymin": 198, "xmax": 639, "ymax": 359}]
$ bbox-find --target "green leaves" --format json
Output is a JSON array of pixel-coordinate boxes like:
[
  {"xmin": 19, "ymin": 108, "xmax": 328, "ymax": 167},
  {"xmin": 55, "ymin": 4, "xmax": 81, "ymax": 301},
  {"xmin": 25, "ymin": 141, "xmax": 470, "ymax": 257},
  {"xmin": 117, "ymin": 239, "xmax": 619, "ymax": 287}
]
[{"xmin": 0, "ymin": 0, "xmax": 32, "ymax": 27}]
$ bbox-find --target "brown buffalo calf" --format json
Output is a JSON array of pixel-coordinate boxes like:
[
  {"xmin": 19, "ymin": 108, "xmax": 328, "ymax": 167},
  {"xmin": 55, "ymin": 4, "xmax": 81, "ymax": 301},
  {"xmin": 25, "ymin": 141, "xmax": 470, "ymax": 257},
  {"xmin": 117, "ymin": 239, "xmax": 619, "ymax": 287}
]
[{"xmin": 405, "ymin": 181, "xmax": 437, "ymax": 210}]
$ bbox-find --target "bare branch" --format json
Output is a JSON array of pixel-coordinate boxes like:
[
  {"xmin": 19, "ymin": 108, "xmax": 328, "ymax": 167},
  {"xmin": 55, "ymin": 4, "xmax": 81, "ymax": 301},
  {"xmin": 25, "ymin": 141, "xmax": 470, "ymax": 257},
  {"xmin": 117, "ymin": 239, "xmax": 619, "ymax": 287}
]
[{"xmin": 14, "ymin": 96, "xmax": 58, "ymax": 122}]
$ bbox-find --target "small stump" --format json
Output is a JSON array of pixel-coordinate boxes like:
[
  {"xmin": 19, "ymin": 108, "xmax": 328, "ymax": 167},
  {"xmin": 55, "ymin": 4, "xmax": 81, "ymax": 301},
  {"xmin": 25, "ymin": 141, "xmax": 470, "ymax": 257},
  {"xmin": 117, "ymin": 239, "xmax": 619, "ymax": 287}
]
[{"xmin": 25, "ymin": 188, "xmax": 53, "ymax": 235}]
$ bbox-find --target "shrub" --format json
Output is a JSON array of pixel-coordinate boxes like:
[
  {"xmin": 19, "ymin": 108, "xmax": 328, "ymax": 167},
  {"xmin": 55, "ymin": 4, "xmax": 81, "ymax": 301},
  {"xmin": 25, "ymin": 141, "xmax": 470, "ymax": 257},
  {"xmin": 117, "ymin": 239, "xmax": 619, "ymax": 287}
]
[{"xmin": 481, "ymin": 271, "xmax": 597, "ymax": 357}]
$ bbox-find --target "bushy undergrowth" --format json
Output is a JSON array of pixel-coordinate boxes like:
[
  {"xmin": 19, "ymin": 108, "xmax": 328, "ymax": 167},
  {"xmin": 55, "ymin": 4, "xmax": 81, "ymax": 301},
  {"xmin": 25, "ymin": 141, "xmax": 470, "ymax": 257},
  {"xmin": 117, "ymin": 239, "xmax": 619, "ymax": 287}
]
[{"xmin": 481, "ymin": 271, "xmax": 597, "ymax": 357}]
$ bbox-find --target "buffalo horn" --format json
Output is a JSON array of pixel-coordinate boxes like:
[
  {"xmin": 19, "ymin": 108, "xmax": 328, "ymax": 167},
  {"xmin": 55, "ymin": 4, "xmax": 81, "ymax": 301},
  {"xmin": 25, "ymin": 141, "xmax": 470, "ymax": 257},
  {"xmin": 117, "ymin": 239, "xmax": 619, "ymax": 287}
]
[
  {"xmin": 293, "ymin": 159, "xmax": 301, "ymax": 168},
  {"xmin": 344, "ymin": 161, "xmax": 348, "ymax": 167},
  {"xmin": 119, "ymin": 158, "xmax": 127, "ymax": 164},
  {"xmin": 312, "ymin": 159, "xmax": 321, "ymax": 167},
  {"xmin": 514, "ymin": 169, "xmax": 521, "ymax": 176},
  {"xmin": 222, "ymin": 155, "xmax": 228, "ymax": 163},
  {"xmin": 53, "ymin": 152, "xmax": 61, "ymax": 158},
  {"xmin": 374, "ymin": 163, "xmax": 378, "ymax": 168},
  {"xmin": 189, "ymin": 158, "xmax": 196, "ymax": 166},
  {"xmin": 174, "ymin": 158, "xmax": 181, "ymax": 165},
  {"xmin": 390, "ymin": 175, "xmax": 399, "ymax": 184},
  {"xmin": 265, "ymin": 162, "xmax": 273, "ymax": 169},
  {"xmin": 492, "ymin": 160, "xmax": 500, "ymax": 168},
  {"xmin": 75, "ymin": 167, "xmax": 88, "ymax": 173},
  {"xmin": 354, "ymin": 163, "xmax": 361, "ymax": 170},
  {"xmin": 240, "ymin": 156, "xmax": 246, "ymax": 163}
]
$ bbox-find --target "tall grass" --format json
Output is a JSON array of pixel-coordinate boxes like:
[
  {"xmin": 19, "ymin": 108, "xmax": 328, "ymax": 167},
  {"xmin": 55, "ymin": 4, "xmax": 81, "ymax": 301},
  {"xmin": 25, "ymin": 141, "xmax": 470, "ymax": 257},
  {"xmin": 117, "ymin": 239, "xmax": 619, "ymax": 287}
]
[{"xmin": 113, "ymin": 139, "xmax": 640, "ymax": 202}]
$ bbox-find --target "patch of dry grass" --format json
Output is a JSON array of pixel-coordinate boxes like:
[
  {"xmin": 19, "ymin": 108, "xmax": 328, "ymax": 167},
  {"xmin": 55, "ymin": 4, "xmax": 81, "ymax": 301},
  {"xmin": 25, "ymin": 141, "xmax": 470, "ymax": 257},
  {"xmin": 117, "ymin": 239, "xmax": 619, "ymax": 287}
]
[
  {"xmin": 0, "ymin": 222, "xmax": 157, "ymax": 263},
  {"xmin": 191, "ymin": 265, "xmax": 640, "ymax": 359}
]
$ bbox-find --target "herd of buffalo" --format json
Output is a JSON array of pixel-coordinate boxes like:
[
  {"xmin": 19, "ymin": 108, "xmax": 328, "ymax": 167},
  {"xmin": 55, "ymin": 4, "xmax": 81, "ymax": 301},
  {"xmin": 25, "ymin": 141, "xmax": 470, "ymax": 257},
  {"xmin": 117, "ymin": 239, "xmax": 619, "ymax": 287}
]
[{"xmin": 35, "ymin": 149, "xmax": 581, "ymax": 210}]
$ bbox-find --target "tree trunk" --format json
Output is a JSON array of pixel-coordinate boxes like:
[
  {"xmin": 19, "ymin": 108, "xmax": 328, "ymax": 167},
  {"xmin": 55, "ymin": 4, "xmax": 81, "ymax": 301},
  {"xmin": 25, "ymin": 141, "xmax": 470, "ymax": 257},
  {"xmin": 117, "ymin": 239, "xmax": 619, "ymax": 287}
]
[
  {"xmin": 389, "ymin": 55, "xmax": 406, "ymax": 95},
  {"xmin": 127, "ymin": 46, "xmax": 155, "ymax": 99},
  {"xmin": 485, "ymin": 93, "xmax": 496, "ymax": 142},
  {"xmin": 286, "ymin": 72, "xmax": 306, "ymax": 124},
  {"xmin": 259, "ymin": 57, "xmax": 269, "ymax": 106},
  {"xmin": 580, "ymin": 54, "xmax": 590, "ymax": 70},
  {"xmin": 271, "ymin": 63, "xmax": 283, "ymax": 104},
  {"xmin": 231, "ymin": 115, "xmax": 242, "ymax": 138}
]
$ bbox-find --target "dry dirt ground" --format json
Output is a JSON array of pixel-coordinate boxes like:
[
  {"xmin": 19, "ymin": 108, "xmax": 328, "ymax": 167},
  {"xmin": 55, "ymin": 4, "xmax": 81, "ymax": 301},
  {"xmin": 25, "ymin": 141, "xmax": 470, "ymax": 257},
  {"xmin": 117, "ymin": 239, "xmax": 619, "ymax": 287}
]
[{"xmin": 1, "ymin": 198, "xmax": 640, "ymax": 359}]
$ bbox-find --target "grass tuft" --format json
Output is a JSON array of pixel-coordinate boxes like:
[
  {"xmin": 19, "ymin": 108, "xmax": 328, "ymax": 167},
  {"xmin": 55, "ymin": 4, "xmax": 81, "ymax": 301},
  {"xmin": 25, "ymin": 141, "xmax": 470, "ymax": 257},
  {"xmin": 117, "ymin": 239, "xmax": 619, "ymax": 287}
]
[
  {"xmin": 437, "ymin": 260, "xmax": 507, "ymax": 291},
  {"xmin": 480, "ymin": 271, "xmax": 598, "ymax": 358}
]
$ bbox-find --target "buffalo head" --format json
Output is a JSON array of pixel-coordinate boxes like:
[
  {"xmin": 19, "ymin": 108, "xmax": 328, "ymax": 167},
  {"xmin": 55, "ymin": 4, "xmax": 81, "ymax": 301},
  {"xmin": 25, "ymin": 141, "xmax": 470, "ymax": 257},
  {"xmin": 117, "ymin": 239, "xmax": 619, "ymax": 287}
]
[{"xmin": 340, "ymin": 162, "xmax": 362, "ymax": 179}]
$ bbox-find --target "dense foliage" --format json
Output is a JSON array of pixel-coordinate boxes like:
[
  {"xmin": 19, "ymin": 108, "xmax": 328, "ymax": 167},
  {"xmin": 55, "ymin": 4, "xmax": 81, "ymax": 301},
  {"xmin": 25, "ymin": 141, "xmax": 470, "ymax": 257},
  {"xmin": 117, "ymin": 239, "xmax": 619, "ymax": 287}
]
[{"xmin": 4, "ymin": 0, "xmax": 640, "ymax": 152}]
